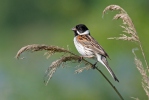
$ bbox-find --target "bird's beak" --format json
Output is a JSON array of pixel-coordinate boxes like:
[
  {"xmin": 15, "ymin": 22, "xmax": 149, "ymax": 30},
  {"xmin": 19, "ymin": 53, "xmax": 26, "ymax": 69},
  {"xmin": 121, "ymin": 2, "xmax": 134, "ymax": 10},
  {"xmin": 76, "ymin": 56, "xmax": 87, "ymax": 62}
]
[{"xmin": 71, "ymin": 27, "xmax": 76, "ymax": 31}]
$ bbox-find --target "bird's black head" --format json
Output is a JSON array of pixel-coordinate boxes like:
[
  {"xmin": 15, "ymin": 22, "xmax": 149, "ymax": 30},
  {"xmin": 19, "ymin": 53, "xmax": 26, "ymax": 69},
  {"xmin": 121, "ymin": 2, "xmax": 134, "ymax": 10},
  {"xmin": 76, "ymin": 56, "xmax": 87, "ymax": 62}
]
[{"xmin": 72, "ymin": 24, "xmax": 90, "ymax": 36}]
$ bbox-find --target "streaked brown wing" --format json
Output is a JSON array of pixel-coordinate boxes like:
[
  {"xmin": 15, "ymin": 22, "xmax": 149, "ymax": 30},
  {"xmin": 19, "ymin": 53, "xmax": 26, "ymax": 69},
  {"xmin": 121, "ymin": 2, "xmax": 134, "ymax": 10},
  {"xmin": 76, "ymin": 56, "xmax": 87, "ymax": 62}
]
[{"xmin": 77, "ymin": 35, "xmax": 110, "ymax": 58}]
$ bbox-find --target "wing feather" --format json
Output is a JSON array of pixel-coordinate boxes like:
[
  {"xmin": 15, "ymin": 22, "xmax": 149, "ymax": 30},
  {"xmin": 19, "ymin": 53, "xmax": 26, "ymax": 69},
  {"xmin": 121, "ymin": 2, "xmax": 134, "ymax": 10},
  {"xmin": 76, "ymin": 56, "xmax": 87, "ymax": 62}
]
[{"xmin": 77, "ymin": 35, "xmax": 110, "ymax": 58}]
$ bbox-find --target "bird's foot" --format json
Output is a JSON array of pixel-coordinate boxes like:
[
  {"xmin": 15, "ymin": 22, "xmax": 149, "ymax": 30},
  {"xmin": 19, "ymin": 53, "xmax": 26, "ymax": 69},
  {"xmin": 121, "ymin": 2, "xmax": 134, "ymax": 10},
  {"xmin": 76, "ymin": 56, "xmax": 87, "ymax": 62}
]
[
  {"xmin": 78, "ymin": 56, "xmax": 83, "ymax": 62},
  {"xmin": 92, "ymin": 61, "xmax": 98, "ymax": 69}
]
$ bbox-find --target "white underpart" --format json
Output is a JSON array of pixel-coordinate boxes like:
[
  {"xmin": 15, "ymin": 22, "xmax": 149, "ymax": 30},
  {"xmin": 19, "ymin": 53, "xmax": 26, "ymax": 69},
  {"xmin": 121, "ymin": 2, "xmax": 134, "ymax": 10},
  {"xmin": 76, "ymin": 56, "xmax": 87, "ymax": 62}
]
[
  {"xmin": 77, "ymin": 30, "xmax": 90, "ymax": 35},
  {"xmin": 95, "ymin": 53, "xmax": 114, "ymax": 79},
  {"xmin": 74, "ymin": 37, "xmax": 93, "ymax": 56}
]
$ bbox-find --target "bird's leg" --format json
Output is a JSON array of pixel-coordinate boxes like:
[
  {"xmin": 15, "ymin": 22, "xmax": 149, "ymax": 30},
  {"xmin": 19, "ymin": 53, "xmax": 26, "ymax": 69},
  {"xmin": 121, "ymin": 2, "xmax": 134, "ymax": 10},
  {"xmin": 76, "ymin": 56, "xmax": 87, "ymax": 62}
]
[
  {"xmin": 92, "ymin": 61, "xmax": 98, "ymax": 69},
  {"xmin": 78, "ymin": 56, "xmax": 83, "ymax": 62}
]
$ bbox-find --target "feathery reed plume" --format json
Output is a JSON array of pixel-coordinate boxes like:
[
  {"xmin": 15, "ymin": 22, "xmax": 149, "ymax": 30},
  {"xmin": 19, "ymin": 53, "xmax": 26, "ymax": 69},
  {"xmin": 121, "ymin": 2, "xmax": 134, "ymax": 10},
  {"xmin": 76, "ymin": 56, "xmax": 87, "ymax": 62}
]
[
  {"xmin": 44, "ymin": 55, "xmax": 92, "ymax": 85},
  {"xmin": 103, "ymin": 5, "xmax": 148, "ymax": 69},
  {"xmin": 103, "ymin": 5, "xmax": 138, "ymax": 41},
  {"xmin": 16, "ymin": 44, "xmax": 93, "ymax": 81},
  {"xmin": 132, "ymin": 49, "xmax": 149, "ymax": 99},
  {"xmin": 16, "ymin": 44, "xmax": 92, "ymax": 84},
  {"xmin": 16, "ymin": 44, "xmax": 70, "ymax": 59},
  {"xmin": 44, "ymin": 55, "xmax": 80, "ymax": 85},
  {"xmin": 103, "ymin": 5, "xmax": 149, "ymax": 99},
  {"xmin": 16, "ymin": 44, "xmax": 124, "ymax": 100}
]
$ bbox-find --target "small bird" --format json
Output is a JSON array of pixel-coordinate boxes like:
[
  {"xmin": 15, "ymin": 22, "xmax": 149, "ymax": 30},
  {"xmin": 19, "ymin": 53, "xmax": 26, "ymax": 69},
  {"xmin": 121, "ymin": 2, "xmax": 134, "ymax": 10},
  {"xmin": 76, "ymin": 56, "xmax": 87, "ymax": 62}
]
[{"xmin": 71, "ymin": 24, "xmax": 119, "ymax": 82}]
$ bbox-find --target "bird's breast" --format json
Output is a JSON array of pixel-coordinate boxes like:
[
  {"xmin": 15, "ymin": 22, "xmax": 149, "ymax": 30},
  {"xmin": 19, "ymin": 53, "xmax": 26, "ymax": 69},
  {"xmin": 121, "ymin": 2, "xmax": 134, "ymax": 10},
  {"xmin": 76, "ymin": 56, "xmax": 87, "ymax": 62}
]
[{"xmin": 73, "ymin": 37, "xmax": 94, "ymax": 56}]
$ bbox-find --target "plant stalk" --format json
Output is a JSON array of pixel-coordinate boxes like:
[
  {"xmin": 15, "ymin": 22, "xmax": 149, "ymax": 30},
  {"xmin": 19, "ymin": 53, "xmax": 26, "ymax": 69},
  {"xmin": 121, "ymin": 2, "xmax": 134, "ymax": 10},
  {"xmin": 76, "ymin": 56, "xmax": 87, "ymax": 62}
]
[{"xmin": 67, "ymin": 51, "xmax": 124, "ymax": 100}]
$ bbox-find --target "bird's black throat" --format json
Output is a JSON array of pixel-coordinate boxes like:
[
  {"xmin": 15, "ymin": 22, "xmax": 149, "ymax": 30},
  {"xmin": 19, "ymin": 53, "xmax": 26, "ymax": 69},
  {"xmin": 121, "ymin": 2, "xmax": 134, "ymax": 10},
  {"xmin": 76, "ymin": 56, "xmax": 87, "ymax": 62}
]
[{"xmin": 73, "ymin": 31, "xmax": 79, "ymax": 36}]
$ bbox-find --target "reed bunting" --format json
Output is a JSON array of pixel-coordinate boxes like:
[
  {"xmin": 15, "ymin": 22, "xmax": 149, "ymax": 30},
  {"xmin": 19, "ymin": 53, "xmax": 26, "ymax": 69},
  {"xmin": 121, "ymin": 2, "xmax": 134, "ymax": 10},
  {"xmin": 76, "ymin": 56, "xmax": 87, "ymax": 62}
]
[{"xmin": 71, "ymin": 24, "xmax": 119, "ymax": 82}]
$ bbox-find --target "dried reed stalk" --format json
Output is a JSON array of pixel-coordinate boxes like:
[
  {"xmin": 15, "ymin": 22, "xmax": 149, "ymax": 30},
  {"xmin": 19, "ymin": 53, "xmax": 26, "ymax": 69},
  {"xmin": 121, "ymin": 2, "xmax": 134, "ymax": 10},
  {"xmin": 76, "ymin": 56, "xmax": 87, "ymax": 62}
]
[
  {"xmin": 44, "ymin": 55, "xmax": 80, "ymax": 85},
  {"xmin": 103, "ymin": 4, "xmax": 149, "ymax": 99},
  {"xmin": 132, "ymin": 49, "xmax": 149, "ymax": 100},
  {"xmin": 16, "ymin": 44, "xmax": 124, "ymax": 100},
  {"xmin": 16, "ymin": 44, "xmax": 70, "ymax": 59},
  {"xmin": 16, "ymin": 44, "xmax": 94, "ymax": 82},
  {"xmin": 103, "ymin": 5, "xmax": 148, "ymax": 69}
]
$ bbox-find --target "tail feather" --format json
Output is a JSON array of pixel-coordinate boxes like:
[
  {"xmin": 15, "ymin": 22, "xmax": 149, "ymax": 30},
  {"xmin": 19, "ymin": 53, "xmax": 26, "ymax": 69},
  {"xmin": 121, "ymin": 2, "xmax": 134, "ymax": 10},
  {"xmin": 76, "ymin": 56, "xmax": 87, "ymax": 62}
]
[{"xmin": 95, "ymin": 54, "xmax": 119, "ymax": 82}]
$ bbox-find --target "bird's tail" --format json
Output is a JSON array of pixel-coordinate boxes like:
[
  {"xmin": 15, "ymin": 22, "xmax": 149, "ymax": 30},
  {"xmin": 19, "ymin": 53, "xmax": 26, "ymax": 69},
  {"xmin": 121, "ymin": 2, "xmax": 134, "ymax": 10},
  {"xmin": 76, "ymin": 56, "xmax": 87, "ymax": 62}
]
[{"xmin": 95, "ymin": 53, "xmax": 119, "ymax": 82}]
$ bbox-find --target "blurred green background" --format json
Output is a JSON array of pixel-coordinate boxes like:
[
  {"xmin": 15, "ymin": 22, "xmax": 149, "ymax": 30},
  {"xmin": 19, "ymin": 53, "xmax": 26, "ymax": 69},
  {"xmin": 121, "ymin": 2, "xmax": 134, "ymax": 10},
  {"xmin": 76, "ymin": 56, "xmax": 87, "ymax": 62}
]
[{"xmin": 0, "ymin": 0, "xmax": 149, "ymax": 100}]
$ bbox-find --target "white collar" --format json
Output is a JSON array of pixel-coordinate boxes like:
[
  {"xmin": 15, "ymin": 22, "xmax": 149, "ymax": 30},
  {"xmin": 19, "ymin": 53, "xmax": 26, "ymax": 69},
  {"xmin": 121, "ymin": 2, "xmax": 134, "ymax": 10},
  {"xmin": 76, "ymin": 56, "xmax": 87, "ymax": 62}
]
[{"xmin": 77, "ymin": 30, "xmax": 90, "ymax": 35}]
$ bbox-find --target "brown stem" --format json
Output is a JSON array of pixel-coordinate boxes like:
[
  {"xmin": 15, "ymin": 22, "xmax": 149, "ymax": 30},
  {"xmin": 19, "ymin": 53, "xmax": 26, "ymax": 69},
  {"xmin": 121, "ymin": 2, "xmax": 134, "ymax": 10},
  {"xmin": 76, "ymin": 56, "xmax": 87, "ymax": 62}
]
[
  {"xmin": 95, "ymin": 67, "xmax": 124, "ymax": 100},
  {"xmin": 67, "ymin": 51, "xmax": 124, "ymax": 100}
]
